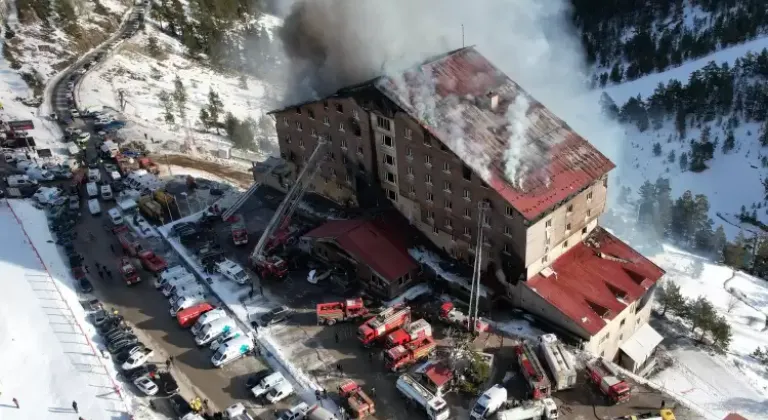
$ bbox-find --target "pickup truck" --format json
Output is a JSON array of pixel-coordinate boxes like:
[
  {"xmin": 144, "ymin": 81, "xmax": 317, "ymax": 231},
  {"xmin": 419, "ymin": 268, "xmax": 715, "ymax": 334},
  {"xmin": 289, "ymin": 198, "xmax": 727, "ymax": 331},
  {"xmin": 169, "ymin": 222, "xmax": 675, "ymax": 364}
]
[{"xmin": 139, "ymin": 250, "xmax": 168, "ymax": 273}]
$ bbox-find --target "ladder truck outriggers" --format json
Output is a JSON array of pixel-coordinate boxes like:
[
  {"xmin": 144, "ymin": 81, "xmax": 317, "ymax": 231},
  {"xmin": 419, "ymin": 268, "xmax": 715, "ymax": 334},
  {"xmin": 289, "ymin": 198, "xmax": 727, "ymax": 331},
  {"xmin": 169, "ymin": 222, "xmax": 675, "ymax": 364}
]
[
  {"xmin": 516, "ymin": 341, "xmax": 552, "ymax": 399},
  {"xmin": 247, "ymin": 140, "xmax": 328, "ymax": 281},
  {"xmin": 395, "ymin": 374, "xmax": 450, "ymax": 420},
  {"xmin": 357, "ymin": 306, "xmax": 411, "ymax": 347},
  {"xmin": 537, "ymin": 334, "xmax": 577, "ymax": 391}
]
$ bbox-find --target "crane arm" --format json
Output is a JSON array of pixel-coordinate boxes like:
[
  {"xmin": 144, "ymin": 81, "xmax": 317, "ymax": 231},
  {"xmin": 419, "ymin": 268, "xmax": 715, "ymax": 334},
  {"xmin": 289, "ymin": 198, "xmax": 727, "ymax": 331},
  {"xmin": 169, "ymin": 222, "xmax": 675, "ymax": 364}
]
[
  {"xmin": 249, "ymin": 139, "xmax": 328, "ymax": 263},
  {"xmin": 220, "ymin": 161, "xmax": 280, "ymax": 221}
]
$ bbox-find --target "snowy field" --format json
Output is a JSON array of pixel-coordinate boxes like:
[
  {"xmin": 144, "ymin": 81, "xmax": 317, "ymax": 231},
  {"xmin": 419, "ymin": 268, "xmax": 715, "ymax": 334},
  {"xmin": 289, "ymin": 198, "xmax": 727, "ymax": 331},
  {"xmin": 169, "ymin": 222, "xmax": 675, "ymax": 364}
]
[
  {"xmin": 0, "ymin": 200, "xmax": 167, "ymax": 420},
  {"xmin": 78, "ymin": 16, "xmax": 281, "ymax": 160},
  {"xmin": 645, "ymin": 245, "xmax": 768, "ymax": 419}
]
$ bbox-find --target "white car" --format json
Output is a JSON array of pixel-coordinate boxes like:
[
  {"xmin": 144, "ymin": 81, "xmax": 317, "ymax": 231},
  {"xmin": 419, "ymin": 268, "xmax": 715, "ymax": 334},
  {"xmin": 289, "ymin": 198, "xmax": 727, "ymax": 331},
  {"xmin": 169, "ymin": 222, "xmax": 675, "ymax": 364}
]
[
  {"xmin": 265, "ymin": 381, "xmax": 294, "ymax": 404},
  {"xmin": 279, "ymin": 402, "xmax": 310, "ymax": 420},
  {"xmin": 70, "ymin": 109, "xmax": 80, "ymax": 118},
  {"xmin": 133, "ymin": 375, "xmax": 159, "ymax": 396},
  {"xmin": 121, "ymin": 349, "xmax": 153, "ymax": 370}
]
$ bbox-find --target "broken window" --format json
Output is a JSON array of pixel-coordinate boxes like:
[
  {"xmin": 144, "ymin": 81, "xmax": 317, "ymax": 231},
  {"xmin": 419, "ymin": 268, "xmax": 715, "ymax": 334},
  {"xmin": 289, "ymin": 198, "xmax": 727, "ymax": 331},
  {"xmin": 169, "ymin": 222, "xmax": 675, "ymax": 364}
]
[
  {"xmin": 424, "ymin": 136, "xmax": 432, "ymax": 147},
  {"xmin": 387, "ymin": 189, "xmax": 397, "ymax": 201},
  {"xmin": 462, "ymin": 165, "xmax": 472, "ymax": 181},
  {"xmin": 336, "ymin": 103, "xmax": 344, "ymax": 113},
  {"xmin": 383, "ymin": 135, "xmax": 393, "ymax": 147},
  {"xmin": 385, "ymin": 172, "xmax": 396, "ymax": 183},
  {"xmin": 376, "ymin": 116, "xmax": 391, "ymax": 131},
  {"xmin": 308, "ymin": 109, "xmax": 315, "ymax": 119},
  {"xmin": 383, "ymin": 154, "xmax": 394, "ymax": 165},
  {"xmin": 295, "ymin": 107, "xmax": 302, "ymax": 115}
]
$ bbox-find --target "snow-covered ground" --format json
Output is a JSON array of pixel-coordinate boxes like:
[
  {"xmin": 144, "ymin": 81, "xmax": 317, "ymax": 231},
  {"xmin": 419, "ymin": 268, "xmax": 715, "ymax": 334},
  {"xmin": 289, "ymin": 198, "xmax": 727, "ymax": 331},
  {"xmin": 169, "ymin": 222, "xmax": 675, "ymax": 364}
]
[
  {"xmin": 0, "ymin": 200, "xmax": 164, "ymax": 420},
  {"xmin": 78, "ymin": 17, "xmax": 281, "ymax": 161},
  {"xmin": 643, "ymin": 245, "xmax": 768, "ymax": 419}
]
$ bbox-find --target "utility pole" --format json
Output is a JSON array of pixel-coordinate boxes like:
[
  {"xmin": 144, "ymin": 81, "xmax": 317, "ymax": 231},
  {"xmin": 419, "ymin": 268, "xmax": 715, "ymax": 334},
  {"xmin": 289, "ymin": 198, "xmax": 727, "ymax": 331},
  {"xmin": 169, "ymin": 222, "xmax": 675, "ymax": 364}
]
[{"xmin": 461, "ymin": 24, "xmax": 465, "ymax": 48}]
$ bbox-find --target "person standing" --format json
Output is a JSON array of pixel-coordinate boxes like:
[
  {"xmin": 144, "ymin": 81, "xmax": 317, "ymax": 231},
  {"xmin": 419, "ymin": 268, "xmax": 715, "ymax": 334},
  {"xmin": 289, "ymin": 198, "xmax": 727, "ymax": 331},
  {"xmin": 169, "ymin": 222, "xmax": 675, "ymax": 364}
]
[
  {"xmin": 12, "ymin": 397, "xmax": 19, "ymax": 408},
  {"xmin": 72, "ymin": 400, "xmax": 78, "ymax": 413}
]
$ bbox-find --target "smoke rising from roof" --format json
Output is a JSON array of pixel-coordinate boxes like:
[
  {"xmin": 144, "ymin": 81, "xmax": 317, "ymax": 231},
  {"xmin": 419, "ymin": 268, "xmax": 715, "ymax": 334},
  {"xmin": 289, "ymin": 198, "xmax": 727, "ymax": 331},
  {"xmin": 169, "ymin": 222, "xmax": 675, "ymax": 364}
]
[{"xmin": 274, "ymin": 0, "xmax": 624, "ymax": 183}]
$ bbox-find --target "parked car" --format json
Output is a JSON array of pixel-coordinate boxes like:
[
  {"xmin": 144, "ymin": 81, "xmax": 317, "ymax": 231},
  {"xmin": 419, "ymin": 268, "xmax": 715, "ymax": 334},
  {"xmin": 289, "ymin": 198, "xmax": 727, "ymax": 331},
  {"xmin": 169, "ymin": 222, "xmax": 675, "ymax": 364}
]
[
  {"xmin": 121, "ymin": 348, "xmax": 154, "ymax": 370},
  {"xmin": 133, "ymin": 375, "xmax": 159, "ymax": 396},
  {"xmin": 108, "ymin": 337, "xmax": 139, "ymax": 354},
  {"xmin": 258, "ymin": 306, "xmax": 293, "ymax": 327},
  {"xmin": 78, "ymin": 278, "xmax": 93, "ymax": 293},
  {"xmin": 245, "ymin": 369, "xmax": 272, "ymax": 390}
]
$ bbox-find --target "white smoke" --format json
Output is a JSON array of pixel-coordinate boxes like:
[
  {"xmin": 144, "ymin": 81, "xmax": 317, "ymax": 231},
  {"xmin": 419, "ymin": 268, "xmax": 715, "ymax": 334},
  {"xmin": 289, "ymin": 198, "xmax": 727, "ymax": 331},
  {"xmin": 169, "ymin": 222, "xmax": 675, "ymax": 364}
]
[
  {"xmin": 273, "ymin": 0, "xmax": 625, "ymax": 184},
  {"xmin": 503, "ymin": 94, "xmax": 533, "ymax": 189}
]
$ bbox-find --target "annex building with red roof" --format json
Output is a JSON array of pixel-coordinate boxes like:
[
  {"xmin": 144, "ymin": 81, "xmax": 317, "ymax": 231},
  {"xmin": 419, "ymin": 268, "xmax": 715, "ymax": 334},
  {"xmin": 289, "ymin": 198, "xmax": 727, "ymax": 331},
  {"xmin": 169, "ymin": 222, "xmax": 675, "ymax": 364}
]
[{"xmin": 271, "ymin": 46, "xmax": 665, "ymax": 363}]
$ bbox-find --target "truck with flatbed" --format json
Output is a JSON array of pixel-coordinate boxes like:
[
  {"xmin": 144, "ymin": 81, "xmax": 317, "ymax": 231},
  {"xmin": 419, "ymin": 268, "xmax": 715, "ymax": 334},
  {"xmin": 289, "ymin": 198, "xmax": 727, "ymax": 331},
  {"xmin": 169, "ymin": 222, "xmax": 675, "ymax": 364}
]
[
  {"xmin": 516, "ymin": 341, "xmax": 551, "ymax": 399},
  {"xmin": 357, "ymin": 306, "xmax": 411, "ymax": 347},
  {"xmin": 385, "ymin": 319, "xmax": 432, "ymax": 348},
  {"xmin": 385, "ymin": 336, "xmax": 436, "ymax": 372},
  {"xmin": 138, "ymin": 249, "xmax": 168, "ymax": 273},
  {"xmin": 338, "ymin": 379, "xmax": 375, "ymax": 419},
  {"xmin": 115, "ymin": 226, "xmax": 143, "ymax": 256},
  {"xmin": 586, "ymin": 357, "xmax": 631, "ymax": 404},
  {"xmin": 537, "ymin": 334, "xmax": 577, "ymax": 391},
  {"xmin": 395, "ymin": 374, "xmax": 450, "ymax": 420},
  {"xmin": 316, "ymin": 297, "xmax": 369, "ymax": 325}
]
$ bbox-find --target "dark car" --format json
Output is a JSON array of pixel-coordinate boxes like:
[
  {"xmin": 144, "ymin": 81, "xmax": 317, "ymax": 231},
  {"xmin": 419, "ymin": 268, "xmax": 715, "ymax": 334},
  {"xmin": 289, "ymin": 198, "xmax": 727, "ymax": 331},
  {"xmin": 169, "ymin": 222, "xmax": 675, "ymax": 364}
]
[
  {"xmin": 124, "ymin": 362, "xmax": 157, "ymax": 381},
  {"xmin": 245, "ymin": 369, "xmax": 271, "ymax": 390},
  {"xmin": 158, "ymin": 371, "xmax": 179, "ymax": 395},
  {"xmin": 169, "ymin": 394, "xmax": 192, "ymax": 418},
  {"xmin": 258, "ymin": 306, "xmax": 292, "ymax": 327},
  {"xmin": 78, "ymin": 278, "xmax": 93, "ymax": 293},
  {"xmin": 108, "ymin": 337, "xmax": 139, "ymax": 353}
]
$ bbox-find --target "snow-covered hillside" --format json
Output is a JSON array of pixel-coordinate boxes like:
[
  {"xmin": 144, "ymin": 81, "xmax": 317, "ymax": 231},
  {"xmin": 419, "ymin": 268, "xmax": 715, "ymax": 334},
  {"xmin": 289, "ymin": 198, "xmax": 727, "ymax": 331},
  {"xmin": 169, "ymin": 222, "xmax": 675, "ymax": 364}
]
[
  {"xmin": 597, "ymin": 36, "xmax": 768, "ymax": 238},
  {"xmin": 78, "ymin": 15, "xmax": 282, "ymax": 163}
]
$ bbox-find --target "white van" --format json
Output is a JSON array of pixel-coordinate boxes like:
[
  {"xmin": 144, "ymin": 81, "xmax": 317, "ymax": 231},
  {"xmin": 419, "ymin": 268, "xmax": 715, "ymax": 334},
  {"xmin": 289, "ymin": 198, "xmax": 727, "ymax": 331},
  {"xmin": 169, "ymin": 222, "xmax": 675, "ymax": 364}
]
[
  {"xmin": 194, "ymin": 317, "xmax": 235, "ymax": 346},
  {"xmin": 88, "ymin": 199, "xmax": 101, "ymax": 215},
  {"xmin": 470, "ymin": 384, "xmax": 508, "ymax": 419},
  {"xmin": 216, "ymin": 259, "xmax": 249, "ymax": 285},
  {"xmin": 161, "ymin": 273, "xmax": 197, "ymax": 297},
  {"xmin": 251, "ymin": 372, "xmax": 286, "ymax": 398},
  {"xmin": 108, "ymin": 208, "xmax": 123, "ymax": 225},
  {"xmin": 156, "ymin": 266, "xmax": 191, "ymax": 290},
  {"xmin": 209, "ymin": 328, "xmax": 244, "ymax": 351},
  {"xmin": 87, "ymin": 168, "xmax": 101, "ymax": 182},
  {"xmin": 86, "ymin": 182, "xmax": 99, "ymax": 198},
  {"xmin": 7, "ymin": 174, "xmax": 38, "ymax": 187},
  {"xmin": 100, "ymin": 184, "xmax": 113, "ymax": 200},
  {"xmin": 190, "ymin": 308, "xmax": 227, "ymax": 335}
]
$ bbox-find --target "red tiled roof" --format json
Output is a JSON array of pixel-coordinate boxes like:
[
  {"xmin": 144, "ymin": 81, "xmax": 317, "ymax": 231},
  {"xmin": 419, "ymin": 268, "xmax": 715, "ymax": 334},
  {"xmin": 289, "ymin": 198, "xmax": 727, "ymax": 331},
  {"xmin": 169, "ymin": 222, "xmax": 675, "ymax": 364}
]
[
  {"xmin": 723, "ymin": 414, "xmax": 749, "ymax": 420},
  {"xmin": 303, "ymin": 219, "xmax": 418, "ymax": 282},
  {"xmin": 374, "ymin": 47, "xmax": 615, "ymax": 221},
  {"xmin": 526, "ymin": 227, "xmax": 665, "ymax": 336},
  {"xmin": 424, "ymin": 363, "xmax": 453, "ymax": 387}
]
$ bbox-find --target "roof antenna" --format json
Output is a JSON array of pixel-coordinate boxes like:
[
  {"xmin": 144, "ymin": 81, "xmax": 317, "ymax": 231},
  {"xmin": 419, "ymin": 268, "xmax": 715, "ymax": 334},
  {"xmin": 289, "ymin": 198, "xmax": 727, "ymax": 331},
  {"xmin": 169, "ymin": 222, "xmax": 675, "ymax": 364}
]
[{"xmin": 461, "ymin": 24, "xmax": 465, "ymax": 48}]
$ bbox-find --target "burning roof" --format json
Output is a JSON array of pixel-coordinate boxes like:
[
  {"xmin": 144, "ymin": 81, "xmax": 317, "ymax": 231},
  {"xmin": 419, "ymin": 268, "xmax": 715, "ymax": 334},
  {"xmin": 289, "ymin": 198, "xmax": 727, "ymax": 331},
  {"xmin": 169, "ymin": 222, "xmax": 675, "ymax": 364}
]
[
  {"xmin": 374, "ymin": 47, "xmax": 615, "ymax": 221},
  {"xmin": 527, "ymin": 227, "xmax": 665, "ymax": 336}
]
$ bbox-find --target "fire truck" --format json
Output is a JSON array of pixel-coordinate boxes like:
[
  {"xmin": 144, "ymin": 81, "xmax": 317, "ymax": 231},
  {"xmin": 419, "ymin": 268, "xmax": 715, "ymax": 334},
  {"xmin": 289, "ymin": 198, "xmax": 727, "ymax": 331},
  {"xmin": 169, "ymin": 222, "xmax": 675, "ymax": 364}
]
[
  {"xmin": 516, "ymin": 341, "xmax": 551, "ymax": 399},
  {"xmin": 316, "ymin": 298, "xmax": 369, "ymax": 325},
  {"xmin": 438, "ymin": 302, "xmax": 490, "ymax": 333},
  {"xmin": 357, "ymin": 306, "xmax": 411, "ymax": 347},
  {"xmin": 385, "ymin": 336, "xmax": 436, "ymax": 372},
  {"xmin": 338, "ymin": 380, "xmax": 376, "ymax": 419},
  {"xmin": 119, "ymin": 257, "xmax": 140, "ymax": 285},
  {"xmin": 230, "ymin": 215, "xmax": 248, "ymax": 246},
  {"xmin": 138, "ymin": 250, "xmax": 168, "ymax": 273},
  {"xmin": 586, "ymin": 357, "xmax": 631, "ymax": 404},
  {"xmin": 115, "ymin": 225, "xmax": 143, "ymax": 257},
  {"xmin": 385, "ymin": 319, "xmax": 432, "ymax": 348}
]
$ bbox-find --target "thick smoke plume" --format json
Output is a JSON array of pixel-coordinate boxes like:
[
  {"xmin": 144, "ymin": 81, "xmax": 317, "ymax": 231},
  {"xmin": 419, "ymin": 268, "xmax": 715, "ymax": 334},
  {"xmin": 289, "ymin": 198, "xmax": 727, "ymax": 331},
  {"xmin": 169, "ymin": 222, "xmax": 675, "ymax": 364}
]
[{"xmin": 273, "ymin": 0, "xmax": 624, "ymax": 184}]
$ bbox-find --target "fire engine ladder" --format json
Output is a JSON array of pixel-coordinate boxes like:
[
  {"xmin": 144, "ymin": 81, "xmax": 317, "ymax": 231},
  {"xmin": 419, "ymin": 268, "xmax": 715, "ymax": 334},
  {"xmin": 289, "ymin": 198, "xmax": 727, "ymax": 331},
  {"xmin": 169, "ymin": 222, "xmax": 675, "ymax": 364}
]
[
  {"xmin": 371, "ymin": 308, "xmax": 409, "ymax": 329},
  {"xmin": 522, "ymin": 343, "xmax": 547, "ymax": 381},
  {"xmin": 249, "ymin": 139, "xmax": 329, "ymax": 264},
  {"xmin": 220, "ymin": 161, "xmax": 280, "ymax": 222},
  {"xmin": 549, "ymin": 343, "xmax": 571, "ymax": 371},
  {"xmin": 401, "ymin": 374, "xmax": 435, "ymax": 401},
  {"xmin": 468, "ymin": 201, "xmax": 488, "ymax": 333}
]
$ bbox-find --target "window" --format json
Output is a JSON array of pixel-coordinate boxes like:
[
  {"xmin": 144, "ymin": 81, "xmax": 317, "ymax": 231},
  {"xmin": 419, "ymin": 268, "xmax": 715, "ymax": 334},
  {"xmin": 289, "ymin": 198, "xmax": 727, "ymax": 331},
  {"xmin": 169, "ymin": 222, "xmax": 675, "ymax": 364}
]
[
  {"xmin": 567, "ymin": 204, "xmax": 573, "ymax": 213},
  {"xmin": 599, "ymin": 332, "xmax": 610, "ymax": 344},
  {"xmin": 603, "ymin": 176, "xmax": 608, "ymax": 188},
  {"xmin": 282, "ymin": 117, "xmax": 289, "ymax": 126},
  {"xmin": 587, "ymin": 209, "xmax": 592, "ymax": 217},
  {"xmin": 545, "ymin": 236, "xmax": 550, "ymax": 245},
  {"xmin": 338, "ymin": 122, "xmax": 344, "ymax": 132},
  {"xmin": 464, "ymin": 226, "xmax": 471, "ymax": 236},
  {"xmin": 345, "ymin": 173, "xmax": 352, "ymax": 182},
  {"xmin": 505, "ymin": 206, "xmax": 514, "ymax": 217},
  {"xmin": 340, "ymin": 138, "xmax": 347, "ymax": 149},
  {"xmin": 545, "ymin": 219, "xmax": 552, "ymax": 228},
  {"xmin": 323, "ymin": 116, "xmax": 330, "ymax": 125},
  {"xmin": 424, "ymin": 154, "xmax": 432, "ymax": 165},
  {"xmin": 383, "ymin": 135, "xmax": 393, "ymax": 147},
  {"xmin": 310, "ymin": 128, "xmax": 317, "ymax": 137},
  {"xmin": 385, "ymin": 172, "xmax": 396, "ymax": 183},
  {"xmin": 587, "ymin": 191, "xmax": 593, "ymax": 201},
  {"xmin": 432, "ymin": 226, "xmax": 439, "ymax": 234},
  {"xmin": 298, "ymin": 139, "xmax": 304, "ymax": 147},
  {"xmin": 357, "ymin": 146, "xmax": 364, "ymax": 155},
  {"xmin": 424, "ymin": 136, "xmax": 432, "ymax": 147},
  {"xmin": 308, "ymin": 110, "xmax": 315, "ymax": 120},
  {"xmin": 342, "ymin": 156, "xmax": 348, "ymax": 164},
  {"xmin": 620, "ymin": 319, "xmax": 626, "ymax": 327},
  {"xmin": 483, "ymin": 213, "xmax": 491, "ymax": 227},
  {"xmin": 409, "ymin": 185, "xmax": 415, "ymax": 194},
  {"xmin": 619, "ymin": 333, "xmax": 624, "ymax": 341},
  {"xmin": 445, "ymin": 219, "xmax": 453, "ymax": 229},
  {"xmin": 563, "ymin": 240, "xmax": 568, "ymax": 248},
  {"xmin": 406, "ymin": 147, "xmax": 413, "ymax": 157},
  {"xmin": 600, "ymin": 350, "xmax": 605, "ymax": 357},
  {"xmin": 336, "ymin": 182, "xmax": 343, "ymax": 190},
  {"xmin": 566, "ymin": 223, "xmax": 571, "ymax": 231},
  {"xmin": 425, "ymin": 174, "xmax": 432, "ymax": 184},
  {"xmin": 444, "ymin": 199, "xmax": 453, "ymax": 210},
  {"xmin": 582, "ymin": 226, "xmax": 588, "ymax": 234},
  {"xmin": 407, "ymin": 166, "xmax": 414, "ymax": 175},
  {"xmin": 295, "ymin": 121, "xmax": 302, "ymax": 131},
  {"xmin": 295, "ymin": 107, "xmax": 302, "ymax": 115},
  {"xmin": 462, "ymin": 189, "xmax": 470, "ymax": 200},
  {"xmin": 442, "ymin": 162, "xmax": 450, "ymax": 173},
  {"xmin": 542, "ymin": 254, "xmax": 548, "ymax": 263},
  {"xmin": 352, "ymin": 110, "xmax": 359, "ymax": 120},
  {"xmin": 462, "ymin": 165, "xmax": 472, "ymax": 181},
  {"xmin": 331, "ymin": 168, "xmax": 337, "ymax": 177},
  {"xmin": 504, "ymin": 226, "xmax": 512, "ymax": 236},
  {"xmin": 323, "ymin": 101, "xmax": 329, "ymax": 110},
  {"xmin": 284, "ymin": 135, "xmax": 291, "ymax": 144},
  {"xmin": 443, "ymin": 181, "xmax": 452, "ymax": 192},
  {"xmin": 426, "ymin": 192, "xmax": 434, "ymax": 202},
  {"xmin": 464, "ymin": 208, "xmax": 471, "ymax": 219},
  {"xmin": 387, "ymin": 189, "xmax": 397, "ymax": 200},
  {"xmin": 504, "ymin": 244, "xmax": 511, "ymax": 254},
  {"xmin": 336, "ymin": 103, "xmax": 344, "ymax": 113},
  {"xmin": 383, "ymin": 154, "xmax": 394, "ymax": 165},
  {"xmin": 404, "ymin": 128, "xmax": 412, "ymax": 139},
  {"xmin": 376, "ymin": 116, "xmax": 391, "ymax": 131}
]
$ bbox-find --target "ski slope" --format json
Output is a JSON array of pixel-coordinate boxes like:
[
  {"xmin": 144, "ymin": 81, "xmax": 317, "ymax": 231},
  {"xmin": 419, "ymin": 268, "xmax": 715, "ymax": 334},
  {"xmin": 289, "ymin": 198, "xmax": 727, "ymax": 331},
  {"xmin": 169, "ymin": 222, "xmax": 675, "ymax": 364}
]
[{"xmin": 0, "ymin": 200, "xmax": 132, "ymax": 419}]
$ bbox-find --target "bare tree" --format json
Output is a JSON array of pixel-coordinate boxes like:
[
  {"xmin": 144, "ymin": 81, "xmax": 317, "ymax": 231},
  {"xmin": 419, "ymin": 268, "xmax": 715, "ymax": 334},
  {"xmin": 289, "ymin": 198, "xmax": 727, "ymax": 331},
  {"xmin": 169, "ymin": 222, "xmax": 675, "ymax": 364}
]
[{"xmin": 726, "ymin": 290, "xmax": 740, "ymax": 313}]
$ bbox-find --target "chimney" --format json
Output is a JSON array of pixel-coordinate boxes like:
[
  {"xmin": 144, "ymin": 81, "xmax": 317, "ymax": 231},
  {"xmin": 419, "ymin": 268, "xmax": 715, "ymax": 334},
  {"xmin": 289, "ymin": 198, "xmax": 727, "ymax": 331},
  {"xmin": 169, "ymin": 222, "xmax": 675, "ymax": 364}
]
[{"xmin": 489, "ymin": 92, "xmax": 499, "ymax": 110}]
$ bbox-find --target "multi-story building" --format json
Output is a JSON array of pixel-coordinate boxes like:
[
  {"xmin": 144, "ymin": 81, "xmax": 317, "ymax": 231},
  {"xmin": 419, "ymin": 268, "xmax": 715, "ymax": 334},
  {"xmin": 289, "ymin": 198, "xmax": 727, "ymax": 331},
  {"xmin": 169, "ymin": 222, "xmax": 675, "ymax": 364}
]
[{"xmin": 269, "ymin": 47, "xmax": 665, "ymax": 363}]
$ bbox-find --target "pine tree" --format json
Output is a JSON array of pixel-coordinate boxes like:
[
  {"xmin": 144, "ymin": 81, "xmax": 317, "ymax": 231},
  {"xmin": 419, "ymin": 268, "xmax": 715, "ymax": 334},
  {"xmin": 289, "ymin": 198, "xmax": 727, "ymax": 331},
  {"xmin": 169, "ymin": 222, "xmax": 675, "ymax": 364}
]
[
  {"xmin": 655, "ymin": 177, "xmax": 674, "ymax": 238},
  {"xmin": 147, "ymin": 35, "xmax": 162, "ymax": 58},
  {"xmin": 158, "ymin": 91, "xmax": 175, "ymax": 125},
  {"xmin": 687, "ymin": 296, "xmax": 716, "ymax": 339},
  {"xmin": 652, "ymin": 142, "xmax": 662, "ymax": 156},
  {"xmin": 667, "ymin": 149, "xmax": 676, "ymax": 163},
  {"xmin": 173, "ymin": 75, "xmax": 187, "ymax": 122},
  {"xmin": 238, "ymin": 74, "xmax": 248, "ymax": 89},
  {"xmin": 206, "ymin": 88, "xmax": 224, "ymax": 133},
  {"xmin": 724, "ymin": 231, "xmax": 751, "ymax": 269},
  {"xmin": 712, "ymin": 226, "xmax": 727, "ymax": 261},
  {"xmin": 709, "ymin": 315, "xmax": 732, "ymax": 354},
  {"xmin": 609, "ymin": 63, "xmax": 623, "ymax": 83},
  {"xmin": 599, "ymin": 93, "xmax": 619, "ymax": 120},
  {"xmin": 199, "ymin": 108, "xmax": 211, "ymax": 131},
  {"xmin": 679, "ymin": 152, "xmax": 688, "ymax": 171},
  {"xmin": 760, "ymin": 121, "xmax": 768, "ymax": 147},
  {"xmin": 655, "ymin": 281, "xmax": 685, "ymax": 316},
  {"xmin": 722, "ymin": 130, "xmax": 735, "ymax": 154}
]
